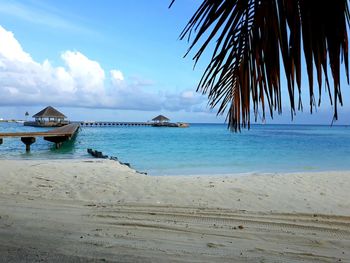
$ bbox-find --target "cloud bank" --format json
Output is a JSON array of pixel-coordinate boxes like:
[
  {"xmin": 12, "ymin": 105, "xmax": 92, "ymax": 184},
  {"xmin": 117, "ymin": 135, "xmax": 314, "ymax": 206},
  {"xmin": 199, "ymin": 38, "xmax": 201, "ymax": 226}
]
[{"xmin": 0, "ymin": 25, "xmax": 205, "ymax": 112}]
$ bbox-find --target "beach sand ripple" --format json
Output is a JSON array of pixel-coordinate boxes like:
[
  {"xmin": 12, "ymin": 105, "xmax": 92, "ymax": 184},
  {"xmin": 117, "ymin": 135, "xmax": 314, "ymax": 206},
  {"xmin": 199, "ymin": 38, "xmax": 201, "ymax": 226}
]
[{"xmin": 0, "ymin": 159, "xmax": 349, "ymax": 262}]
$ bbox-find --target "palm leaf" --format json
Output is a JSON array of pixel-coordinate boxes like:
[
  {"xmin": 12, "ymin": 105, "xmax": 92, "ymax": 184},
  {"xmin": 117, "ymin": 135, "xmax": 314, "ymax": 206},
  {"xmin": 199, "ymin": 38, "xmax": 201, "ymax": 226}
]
[{"xmin": 172, "ymin": 0, "xmax": 350, "ymax": 131}]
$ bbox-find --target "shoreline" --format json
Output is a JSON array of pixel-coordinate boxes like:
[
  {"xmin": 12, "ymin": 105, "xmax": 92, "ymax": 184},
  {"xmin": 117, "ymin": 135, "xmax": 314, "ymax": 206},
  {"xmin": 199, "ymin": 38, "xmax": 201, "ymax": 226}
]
[
  {"xmin": 1, "ymin": 156, "xmax": 350, "ymax": 177},
  {"xmin": 0, "ymin": 159, "xmax": 349, "ymax": 262}
]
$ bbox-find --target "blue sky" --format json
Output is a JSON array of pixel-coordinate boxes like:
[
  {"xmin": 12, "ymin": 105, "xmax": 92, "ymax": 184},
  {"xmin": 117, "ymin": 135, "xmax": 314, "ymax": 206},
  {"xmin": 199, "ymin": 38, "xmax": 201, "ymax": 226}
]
[{"xmin": 0, "ymin": 0, "xmax": 349, "ymax": 124}]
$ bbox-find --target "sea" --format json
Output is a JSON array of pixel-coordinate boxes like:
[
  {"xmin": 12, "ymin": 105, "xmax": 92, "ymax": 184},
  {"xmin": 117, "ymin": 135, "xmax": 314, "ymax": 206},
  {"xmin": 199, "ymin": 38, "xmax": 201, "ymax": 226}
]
[{"xmin": 1, "ymin": 122, "xmax": 350, "ymax": 176}]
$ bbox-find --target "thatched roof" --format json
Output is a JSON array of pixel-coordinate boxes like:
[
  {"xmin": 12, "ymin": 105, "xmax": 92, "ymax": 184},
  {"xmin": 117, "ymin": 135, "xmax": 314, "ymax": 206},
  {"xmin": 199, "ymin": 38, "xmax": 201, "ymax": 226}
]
[
  {"xmin": 152, "ymin": 115, "xmax": 170, "ymax": 122},
  {"xmin": 33, "ymin": 106, "xmax": 66, "ymax": 118}
]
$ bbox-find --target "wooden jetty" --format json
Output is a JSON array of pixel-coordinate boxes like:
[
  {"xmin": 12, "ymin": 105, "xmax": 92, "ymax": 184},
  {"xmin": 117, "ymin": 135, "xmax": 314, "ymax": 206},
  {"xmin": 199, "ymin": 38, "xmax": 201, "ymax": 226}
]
[
  {"xmin": 79, "ymin": 121, "xmax": 189, "ymax": 128},
  {"xmin": 0, "ymin": 123, "xmax": 80, "ymax": 151},
  {"xmin": 80, "ymin": 121, "xmax": 152, "ymax": 127},
  {"xmin": 79, "ymin": 115, "xmax": 189, "ymax": 128}
]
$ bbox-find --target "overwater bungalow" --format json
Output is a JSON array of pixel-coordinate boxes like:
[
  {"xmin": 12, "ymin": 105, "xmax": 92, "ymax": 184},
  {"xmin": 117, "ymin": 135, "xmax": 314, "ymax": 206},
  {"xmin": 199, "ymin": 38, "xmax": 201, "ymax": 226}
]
[
  {"xmin": 152, "ymin": 115, "xmax": 170, "ymax": 123},
  {"xmin": 24, "ymin": 106, "xmax": 69, "ymax": 127},
  {"xmin": 151, "ymin": 115, "xmax": 189, "ymax": 128}
]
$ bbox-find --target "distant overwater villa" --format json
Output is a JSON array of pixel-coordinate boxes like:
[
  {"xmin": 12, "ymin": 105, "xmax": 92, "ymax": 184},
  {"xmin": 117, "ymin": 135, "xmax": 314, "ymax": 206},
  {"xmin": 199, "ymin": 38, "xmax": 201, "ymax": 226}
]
[
  {"xmin": 24, "ymin": 106, "xmax": 69, "ymax": 127},
  {"xmin": 80, "ymin": 115, "xmax": 189, "ymax": 128}
]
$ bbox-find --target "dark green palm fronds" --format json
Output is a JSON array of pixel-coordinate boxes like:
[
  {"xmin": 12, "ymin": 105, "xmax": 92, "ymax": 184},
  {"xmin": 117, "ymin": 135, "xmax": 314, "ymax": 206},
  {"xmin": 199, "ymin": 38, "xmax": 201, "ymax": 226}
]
[{"xmin": 173, "ymin": 0, "xmax": 350, "ymax": 131}]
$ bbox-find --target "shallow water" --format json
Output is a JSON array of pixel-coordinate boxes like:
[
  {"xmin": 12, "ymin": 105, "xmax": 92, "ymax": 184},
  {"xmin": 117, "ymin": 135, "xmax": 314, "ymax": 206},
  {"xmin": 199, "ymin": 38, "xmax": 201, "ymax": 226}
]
[{"xmin": 1, "ymin": 122, "xmax": 350, "ymax": 175}]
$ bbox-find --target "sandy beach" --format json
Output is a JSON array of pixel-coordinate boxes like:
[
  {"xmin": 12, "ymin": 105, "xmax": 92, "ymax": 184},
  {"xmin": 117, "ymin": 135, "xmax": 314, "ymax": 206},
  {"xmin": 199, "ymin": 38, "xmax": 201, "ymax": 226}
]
[{"xmin": 0, "ymin": 159, "xmax": 349, "ymax": 262}]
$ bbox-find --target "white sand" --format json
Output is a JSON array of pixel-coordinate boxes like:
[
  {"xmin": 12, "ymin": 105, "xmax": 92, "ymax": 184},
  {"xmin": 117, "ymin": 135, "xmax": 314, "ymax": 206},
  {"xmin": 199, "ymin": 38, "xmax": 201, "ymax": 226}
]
[{"xmin": 0, "ymin": 159, "xmax": 349, "ymax": 262}]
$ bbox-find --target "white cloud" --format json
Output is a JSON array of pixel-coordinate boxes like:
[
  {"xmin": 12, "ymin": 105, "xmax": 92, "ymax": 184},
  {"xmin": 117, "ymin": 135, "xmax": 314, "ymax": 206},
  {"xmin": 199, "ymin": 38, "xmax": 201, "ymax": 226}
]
[
  {"xmin": 110, "ymin": 69, "xmax": 125, "ymax": 89},
  {"xmin": 110, "ymin": 69, "xmax": 124, "ymax": 82},
  {"xmin": 61, "ymin": 51, "xmax": 105, "ymax": 95},
  {"xmin": 129, "ymin": 76, "xmax": 154, "ymax": 87},
  {"xmin": 181, "ymin": 90, "xmax": 195, "ymax": 99},
  {"xmin": 0, "ymin": 27, "xmax": 32, "ymax": 63},
  {"xmin": 0, "ymin": 25, "xmax": 205, "ymax": 112}
]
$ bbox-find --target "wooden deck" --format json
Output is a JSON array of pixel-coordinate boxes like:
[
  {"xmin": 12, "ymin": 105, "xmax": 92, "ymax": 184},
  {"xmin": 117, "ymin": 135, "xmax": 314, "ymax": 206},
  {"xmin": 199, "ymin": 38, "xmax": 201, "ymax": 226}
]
[{"xmin": 0, "ymin": 123, "xmax": 80, "ymax": 151}]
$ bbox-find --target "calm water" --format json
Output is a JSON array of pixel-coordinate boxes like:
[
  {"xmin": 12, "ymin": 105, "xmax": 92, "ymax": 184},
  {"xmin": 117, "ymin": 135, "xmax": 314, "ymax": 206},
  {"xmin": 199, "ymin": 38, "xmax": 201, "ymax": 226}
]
[{"xmin": 1, "ymin": 122, "xmax": 350, "ymax": 175}]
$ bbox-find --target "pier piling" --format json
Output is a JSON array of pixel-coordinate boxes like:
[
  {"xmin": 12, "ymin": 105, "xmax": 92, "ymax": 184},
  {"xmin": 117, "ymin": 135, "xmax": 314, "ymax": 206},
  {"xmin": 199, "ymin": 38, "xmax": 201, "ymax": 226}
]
[
  {"xmin": 44, "ymin": 136, "xmax": 68, "ymax": 149},
  {"xmin": 21, "ymin": 137, "xmax": 36, "ymax": 152},
  {"xmin": 0, "ymin": 138, "xmax": 2, "ymax": 145}
]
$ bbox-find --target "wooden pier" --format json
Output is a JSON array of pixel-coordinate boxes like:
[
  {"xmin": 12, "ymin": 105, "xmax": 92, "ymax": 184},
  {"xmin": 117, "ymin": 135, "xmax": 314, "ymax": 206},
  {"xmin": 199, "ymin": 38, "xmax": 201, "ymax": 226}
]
[
  {"xmin": 79, "ymin": 121, "xmax": 189, "ymax": 128},
  {"xmin": 80, "ymin": 122, "xmax": 152, "ymax": 127},
  {"xmin": 0, "ymin": 123, "xmax": 80, "ymax": 151}
]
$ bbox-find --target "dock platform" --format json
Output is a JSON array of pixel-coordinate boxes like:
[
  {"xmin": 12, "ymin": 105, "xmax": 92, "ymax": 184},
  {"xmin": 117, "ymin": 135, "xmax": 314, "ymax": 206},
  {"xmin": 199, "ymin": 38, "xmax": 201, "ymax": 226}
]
[{"xmin": 0, "ymin": 123, "xmax": 80, "ymax": 151}]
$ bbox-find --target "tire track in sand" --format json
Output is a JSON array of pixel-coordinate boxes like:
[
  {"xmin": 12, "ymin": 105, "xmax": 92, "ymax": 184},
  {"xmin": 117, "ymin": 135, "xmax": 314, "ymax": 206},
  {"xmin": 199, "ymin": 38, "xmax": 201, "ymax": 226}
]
[
  {"xmin": 83, "ymin": 205, "xmax": 350, "ymax": 262},
  {"xmin": 86, "ymin": 205, "xmax": 350, "ymax": 238}
]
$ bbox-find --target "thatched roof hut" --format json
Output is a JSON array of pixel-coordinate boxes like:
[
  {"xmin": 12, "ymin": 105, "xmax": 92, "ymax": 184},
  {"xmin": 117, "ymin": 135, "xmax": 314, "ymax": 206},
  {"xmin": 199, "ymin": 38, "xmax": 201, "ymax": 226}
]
[
  {"xmin": 24, "ymin": 106, "xmax": 68, "ymax": 127},
  {"xmin": 152, "ymin": 115, "xmax": 170, "ymax": 123},
  {"xmin": 33, "ymin": 106, "xmax": 66, "ymax": 121}
]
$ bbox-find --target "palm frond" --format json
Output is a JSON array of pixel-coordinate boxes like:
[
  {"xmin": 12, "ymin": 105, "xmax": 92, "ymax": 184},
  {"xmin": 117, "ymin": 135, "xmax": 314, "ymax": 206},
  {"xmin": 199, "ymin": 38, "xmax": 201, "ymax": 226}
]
[{"xmin": 173, "ymin": 0, "xmax": 350, "ymax": 131}]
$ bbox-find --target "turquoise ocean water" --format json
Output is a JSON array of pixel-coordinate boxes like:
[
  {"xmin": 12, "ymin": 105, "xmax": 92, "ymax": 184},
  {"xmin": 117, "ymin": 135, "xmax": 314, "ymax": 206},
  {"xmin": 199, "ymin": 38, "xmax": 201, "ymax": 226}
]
[{"xmin": 1, "ymin": 122, "xmax": 350, "ymax": 175}]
